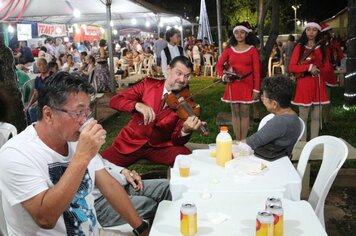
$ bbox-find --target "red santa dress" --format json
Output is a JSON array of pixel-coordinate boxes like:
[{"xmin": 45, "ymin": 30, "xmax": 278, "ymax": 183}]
[
  {"xmin": 216, "ymin": 46, "xmax": 261, "ymax": 103},
  {"xmin": 289, "ymin": 44, "xmax": 330, "ymax": 106}
]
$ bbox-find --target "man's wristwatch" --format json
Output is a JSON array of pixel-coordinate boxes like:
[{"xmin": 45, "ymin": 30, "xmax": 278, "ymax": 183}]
[{"xmin": 132, "ymin": 220, "xmax": 149, "ymax": 236}]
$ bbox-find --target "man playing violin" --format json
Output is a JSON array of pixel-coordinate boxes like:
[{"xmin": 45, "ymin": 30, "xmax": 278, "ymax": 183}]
[{"xmin": 102, "ymin": 56, "xmax": 202, "ymax": 167}]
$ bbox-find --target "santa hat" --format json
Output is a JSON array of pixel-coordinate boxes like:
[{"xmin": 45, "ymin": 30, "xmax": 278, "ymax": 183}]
[
  {"xmin": 233, "ymin": 22, "xmax": 252, "ymax": 34},
  {"xmin": 304, "ymin": 22, "xmax": 321, "ymax": 31},
  {"xmin": 320, "ymin": 23, "xmax": 332, "ymax": 32}
]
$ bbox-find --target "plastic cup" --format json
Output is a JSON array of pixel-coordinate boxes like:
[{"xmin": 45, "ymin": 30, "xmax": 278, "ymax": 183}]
[
  {"xmin": 209, "ymin": 143, "xmax": 216, "ymax": 158},
  {"xmin": 178, "ymin": 159, "xmax": 191, "ymax": 177},
  {"xmin": 79, "ymin": 117, "xmax": 94, "ymax": 132}
]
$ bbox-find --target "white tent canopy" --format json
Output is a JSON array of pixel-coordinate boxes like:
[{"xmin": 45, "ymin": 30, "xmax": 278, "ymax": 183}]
[{"xmin": 1, "ymin": 0, "xmax": 192, "ymax": 30}]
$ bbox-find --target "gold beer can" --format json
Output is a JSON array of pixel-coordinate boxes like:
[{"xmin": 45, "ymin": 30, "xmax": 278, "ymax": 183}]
[
  {"xmin": 267, "ymin": 204, "xmax": 284, "ymax": 236},
  {"xmin": 256, "ymin": 211, "xmax": 274, "ymax": 236},
  {"xmin": 180, "ymin": 203, "xmax": 197, "ymax": 236}
]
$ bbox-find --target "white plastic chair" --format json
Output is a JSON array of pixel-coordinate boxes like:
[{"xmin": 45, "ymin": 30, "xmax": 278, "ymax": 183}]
[
  {"xmin": 0, "ymin": 122, "xmax": 16, "ymax": 236},
  {"xmin": 0, "ymin": 193, "xmax": 8, "ymax": 236},
  {"xmin": 21, "ymin": 78, "xmax": 36, "ymax": 107},
  {"xmin": 296, "ymin": 135, "xmax": 348, "ymax": 228},
  {"xmin": 203, "ymin": 54, "xmax": 214, "ymax": 77},
  {"xmin": 0, "ymin": 122, "xmax": 17, "ymax": 147},
  {"xmin": 258, "ymin": 113, "xmax": 275, "ymax": 131}
]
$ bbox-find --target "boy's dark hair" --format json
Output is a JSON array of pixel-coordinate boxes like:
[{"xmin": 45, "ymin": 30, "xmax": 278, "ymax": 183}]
[
  {"xmin": 262, "ymin": 76, "xmax": 294, "ymax": 108},
  {"xmin": 165, "ymin": 28, "xmax": 179, "ymax": 42}
]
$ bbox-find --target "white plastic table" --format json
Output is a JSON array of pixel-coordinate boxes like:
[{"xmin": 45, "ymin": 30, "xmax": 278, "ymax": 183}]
[
  {"xmin": 170, "ymin": 149, "xmax": 301, "ymax": 201},
  {"xmin": 150, "ymin": 192, "xmax": 327, "ymax": 236}
]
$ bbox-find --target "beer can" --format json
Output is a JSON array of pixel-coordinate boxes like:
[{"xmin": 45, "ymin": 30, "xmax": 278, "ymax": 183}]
[
  {"xmin": 266, "ymin": 204, "xmax": 284, "ymax": 236},
  {"xmin": 180, "ymin": 203, "xmax": 197, "ymax": 236},
  {"xmin": 256, "ymin": 211, "xmax": 274, "ymax": 236},
  {"xmin": 265, "ymin": 197, "xmax": 282, "ymax": 209}
]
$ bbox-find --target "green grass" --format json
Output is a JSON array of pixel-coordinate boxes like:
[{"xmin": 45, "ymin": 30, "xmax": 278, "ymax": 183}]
[{"xmin": 100, "ymin": 77, "xmax": 356, "ymax": 172}]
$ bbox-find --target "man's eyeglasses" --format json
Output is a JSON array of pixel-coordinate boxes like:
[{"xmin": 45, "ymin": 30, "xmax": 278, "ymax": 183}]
[
  {"xmin": 52, "ymin": 107, "xmax": 92, "ymax": 120},
  {"xmin": 175, "ymin": 70, "xmax": 191, "ymax": 80}
]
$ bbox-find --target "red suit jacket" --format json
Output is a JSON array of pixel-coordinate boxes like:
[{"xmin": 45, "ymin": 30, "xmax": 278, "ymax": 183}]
[{"xmin": 110, "ymin": 78, "xmax": 191, "ymax": 154}]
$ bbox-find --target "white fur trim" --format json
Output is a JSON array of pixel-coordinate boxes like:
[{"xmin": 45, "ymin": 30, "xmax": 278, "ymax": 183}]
[
  {"xmin": 231, "ymin": 45, "xmax": 253, "ymax": 54},
  {"xmin": 221, "ymin": 98, "xmax": 259, "ymax": 104},
  {"xmin": 304, "ymin": 22, "xmax": 321, "ymax": 31},
  {"xmin": 291, "ymin": 101, "xmax": 330, "ymax": 106},
  {"xmin": 233, "ymin": 25, "xmax": 252, "ymax": 34}
]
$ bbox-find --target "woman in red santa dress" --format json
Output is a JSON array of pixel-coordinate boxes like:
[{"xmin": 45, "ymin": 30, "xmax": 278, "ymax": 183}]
[
  {"xmin": 288, "ymin": 22, "xmax": 331, "ymax": 141},
  {"xmin": 216, "ymin": 22, "xmax": 260, "ymax": 141},
  {"xmin": 320, "ymin": 23, "xmax": 344, "ymax": 123}
]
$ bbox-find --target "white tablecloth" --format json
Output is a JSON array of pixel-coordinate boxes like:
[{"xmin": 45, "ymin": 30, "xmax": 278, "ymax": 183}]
[
  {"xmin": 170, "ymin": 149, "xmax": 301, "ymax": 201},
  {"xmin": 150, "ymin": 192, "xmax": 327, "ymax": 236}
]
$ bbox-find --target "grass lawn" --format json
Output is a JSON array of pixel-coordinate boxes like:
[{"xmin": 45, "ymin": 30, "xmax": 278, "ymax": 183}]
[{"xmin": 100, "ymin": 76, "xmax": 356, "ymax": 172}]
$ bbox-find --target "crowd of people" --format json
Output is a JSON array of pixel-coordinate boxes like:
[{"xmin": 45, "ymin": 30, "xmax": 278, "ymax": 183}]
[{"xmin": 0, "ymin": 19, "xmax": 348, "ymax": 235}]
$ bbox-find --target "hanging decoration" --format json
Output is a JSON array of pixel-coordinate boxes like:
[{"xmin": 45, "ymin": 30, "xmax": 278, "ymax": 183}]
[
  {"xmin": 0, "ymin": 0, "xmax": 28, "ymax": 23},
  {"xmin": 197, "ymin": 0, "xmax": 213, "ymax": 44}
]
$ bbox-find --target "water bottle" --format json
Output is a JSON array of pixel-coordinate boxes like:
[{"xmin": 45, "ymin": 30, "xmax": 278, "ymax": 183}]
[{"xmin": 216, "ymin": 126, "xmax": 232, "ymax": 167}]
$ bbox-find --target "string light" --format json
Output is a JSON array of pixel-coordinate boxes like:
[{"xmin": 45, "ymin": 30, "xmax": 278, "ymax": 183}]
[
  {"xmin": 8, "ymin": 25, "xmax": 15, "ymax": 33},
  {"xmin": 73, "ymin": 9, "xmax": 81, "ymax": 18}
]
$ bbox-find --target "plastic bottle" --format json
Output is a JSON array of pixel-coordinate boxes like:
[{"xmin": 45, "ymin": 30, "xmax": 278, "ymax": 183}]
[{"xmin": 216, "ymin": 126, "xmax": 232, "ymax": 167}]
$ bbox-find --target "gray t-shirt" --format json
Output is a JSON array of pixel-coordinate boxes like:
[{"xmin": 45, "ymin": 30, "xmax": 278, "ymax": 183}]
[
  {"xmin": 154, "ymin": 39, "xmax": 168, "ymax": 58},
  {"xmin": 247, "ymin": 114, "xmax": 302, "ymax": 155}
]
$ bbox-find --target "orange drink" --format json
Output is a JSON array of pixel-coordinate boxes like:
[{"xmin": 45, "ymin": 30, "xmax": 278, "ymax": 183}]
[
  {"xmin": 216, "ymin": 140, "xmax": 232, "ymax": 166},
  {"xmin": 178, "ymin": 159, "xmax": 191, "ymax": 177},
  {"xmin": 179, "ymin": 167, "xmax": 190, "ymax": 177}
]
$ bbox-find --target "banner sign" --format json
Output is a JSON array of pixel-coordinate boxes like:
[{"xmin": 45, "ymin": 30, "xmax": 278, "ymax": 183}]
[
  {"xmin": 17, "ymin": 24, "xmax": 32, "ymax": 41},
  {"xmin": 37, "ymin": 23, "xmax": 67, "ymax": 37}
]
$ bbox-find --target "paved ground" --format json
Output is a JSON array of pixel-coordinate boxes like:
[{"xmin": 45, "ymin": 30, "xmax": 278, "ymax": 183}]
[{"xmin": 321, "ymin": 179, "xmax": 356, "ymax": 235}]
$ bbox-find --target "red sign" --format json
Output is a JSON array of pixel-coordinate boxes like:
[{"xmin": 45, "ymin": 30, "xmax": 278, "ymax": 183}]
[{"xmin": 37, "ymin": 23, "xmax": 67, "ymax": 37}]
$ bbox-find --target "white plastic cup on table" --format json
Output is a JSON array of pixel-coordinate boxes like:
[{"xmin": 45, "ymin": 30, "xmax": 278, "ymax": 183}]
[
  {"xmin": 178, "ymin": 159, "xmax": 191, "ymax": 177},
  {"xmin": 232, "ymin": 142, "xmax": 253, "ymax": 159},
  {"xmin": 209, "ymin": 143, "xmax": 216, "ymax": 158}
]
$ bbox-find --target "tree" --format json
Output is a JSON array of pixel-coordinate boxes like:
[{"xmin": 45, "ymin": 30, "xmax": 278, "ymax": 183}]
[
  {"xmin": 0, "ymin": 33, "xmax": 27, "ymax": 132},
  {"xmin": 345, "ymin": 0, "xmax": 356, "ymax": 106},
  {"xmin": 221, "ymin": 0, "xmax": 280, "ymax": 75}
]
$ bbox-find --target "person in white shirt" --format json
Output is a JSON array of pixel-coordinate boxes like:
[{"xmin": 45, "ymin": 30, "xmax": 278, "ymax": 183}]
[
  {"xmin": 160, "ymin": 28, "xmax": 187, "ymax": 77},
  {"xmin": 192, "ymin": 39, "xmax": 202, "ymax": 76},
  {"xmin": 0, "ymin": 72, "xmax": 149, "ymax": 236},
  {"xmin": 94, "ymin": 159, "xmax": 171, "ymax": 227},
  {"xmin": 134, "ymin": 38, "xmax": 143, "ymax": 53}
]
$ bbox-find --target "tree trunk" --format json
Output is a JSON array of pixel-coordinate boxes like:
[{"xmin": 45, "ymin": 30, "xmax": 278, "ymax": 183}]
[
  {"xmin": 260, "ymin": 0, "xmax": 279, "ymax": 75},
  {"xmin": 0, "ymin": 35, "xmax": 27, "ymax": 132},
  {"xmin": 345, "ymin": 0, "xmax": 356, "ymax": 106}
]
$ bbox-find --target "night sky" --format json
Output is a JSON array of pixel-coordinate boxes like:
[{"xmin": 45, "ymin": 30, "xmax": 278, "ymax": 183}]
[
  {"xmin": 299, "ymin": 0, "xmax": 348, "ymax": 22},
  {"xmin": 147, "ymin": 0, "xmax": 348, "ymax": 24}
]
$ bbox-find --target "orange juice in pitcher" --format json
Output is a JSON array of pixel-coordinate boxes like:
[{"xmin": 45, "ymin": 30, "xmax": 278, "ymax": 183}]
[{"xmin": 216, "ymin": 126, "xmax": 232, "ymax": 166}]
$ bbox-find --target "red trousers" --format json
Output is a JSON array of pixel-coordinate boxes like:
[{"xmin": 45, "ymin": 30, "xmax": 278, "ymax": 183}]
[{"xmin": 101, "ymin": 145, "xmax": 191, "ymax": 167}]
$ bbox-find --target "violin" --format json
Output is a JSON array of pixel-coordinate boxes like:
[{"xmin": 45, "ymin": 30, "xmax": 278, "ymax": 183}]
[
  {"xmin": 294, "ymin": 39, "xmax": 324, "ymax": 79},
  {"xmin": 165, "ymin": 87, "xmax": 209, "ymax": 136}
]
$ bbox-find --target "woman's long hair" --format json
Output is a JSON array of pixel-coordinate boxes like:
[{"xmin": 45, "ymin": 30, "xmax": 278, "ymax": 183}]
[
  {"xmin": 229, "ymin": 22, "xmax": 258, "ymax": 47},
  {"xmin": 296, "ymin": 29, "xmax": 326, "ymax": 63}
]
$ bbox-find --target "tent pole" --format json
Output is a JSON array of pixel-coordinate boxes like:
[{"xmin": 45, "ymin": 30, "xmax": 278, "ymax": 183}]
[
  {"xmin": 156, "ymin": 14, "xmax": 160, "ymax": 36},
  {"xmin": 180, "ymin": 17, "xmax": 184, "ymax": 46},
  {"xmin": 106, "ymin": 0, "xmax": 115, "ymax": 92},
  {"xmin": 216, "ymin": 0, "xmax": 222, "ymax": 55}
]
